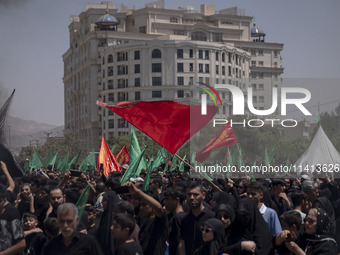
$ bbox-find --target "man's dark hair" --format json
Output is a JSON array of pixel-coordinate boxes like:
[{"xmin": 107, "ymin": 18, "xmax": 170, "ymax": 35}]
[
  {"xmin": 113, "ymin": 213, "xmax": 136, "ymax": 235},
  {"xmin": 115, "ymin": 201, "xmax": 135, "ymax": 216},
  {"xmin": 151, "ymin": 177, "xmax": 162, "ymax": 188},
  {"xmin": 96, "ymin": 182, "xmax": 105, "ymax": 193},
  {"xmin": 85, "ymin": 206, "xmax": 96, "ymax": 214},
  {"xmin": 49, "ymin": 186, "xmax": 63, "ymax": 196},
  {"xmin": 247, "ymin": 182, "xmax": 264, "ymax": 193},
  {"xmin": 280, "ymin": 211, "xmax": 302, "ymax": 230},
  {"xmin": 64, "ymin": 188, "xmax": 81, "ymax": 204},
  {"xmin": 105, "ymin": 180, "xmax": 120, "ymax": 190},
  {"xmin": 44, "ymin": 217, "xmax": 59, "ymax": 237},
  {"xmin": 144, "ymin": 190, "xmax": 160, "ymax": 202},
  {"xmin": 187, "ymin": 181, "xmax": 204, "ymax": 193},
  {"xmin": 31, "ymin": 176, "xmax": 46, "ymax": 188},
  {"xmin": 290, "ymin": 190, "xmax": 307, "ymax": 207},
  {"xmin": 23, "ymin": 212, "xmax": 37, "ymax": 220},
  {"xmin": 164, "ymin": 187, "xmax": 185, "ymax": 204}
]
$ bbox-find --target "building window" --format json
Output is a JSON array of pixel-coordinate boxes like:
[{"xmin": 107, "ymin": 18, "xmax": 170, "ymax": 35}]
[
  {"xmin": 252, "ymin": 96, "xmax": 257, "ymax": 103},
  {"xmin": 174, "ymin": 30, "xmax": 185, "ymax": 35},
  {"xmin": 117, "ymin": 65, "xmax": 128, "ymax": 75},
  {"xmin": 205, "ymin": 77, "xmax": 209, "ymax": 84},
  {"xmin": 178, "ymin": 76, "xmax": 184, "ymax": 85},
  {"xmin": 117, "ymin": 52, "xmax": 128, "ymax": 61},
  {"xmin": 212, "ymin": 33, "xmax": 222, "ymax": 42},
  {"xmin": 192, "ymin": 31, "xmax": 207, "ymax": 41},
  {"xmin": 189, "ymin": 77, "xmax": 193, "ymax": 85},
  {"xmin": 152, "ymin": 77, "xmax": 162, "ymax": 86},
  {"xmin": 228, "ymin": 66, "xmax": 231, "ymax": 76},
  {"xmin": 259, "ymin": 73, "xmax": 264, "ymax": 79},
  {"xmin": 189, "ymin": 49, "xmax": 193, "ymax": 58},
  {"xmin": 135, "ymin": 91, "xmax": 141, "ymax": 100},
  {"xmin": 118, "ymin": 118, "xmax": 129, "ymax": 128},
  {"xmin": 205, "ymin": 64, "xmax": 209, "ymax": 73},
  {"xmin": 251, "ymin": 73, "xmax": 257, "ymax": 79},
  {"xmin": 177, "ymin": 63, "xmax": 184, "ymax": 72},
  {"xmin": 215, "ymin": 52, "xmax": 219, "ymax": 61},
  {"xmin": 170, "ymin": 17, "xmax": 178, "ymax": 23},
  {"xmin": 259, "ymin": 61, "xmax": 264, "ymax": 66},
  {"xmin": 205, "ymin": 50, "xmax": 209, "ymax": 59},
  {"xmin": 118, "ymin": 92, "xmax": 127, "ymax": 102},
  {"xmin": 199, "ymin": 64, "xmax": 203, "ymax": 73},
  {"xmin": 216, "ymin": 65, "xmax": 219, "ymax": 75},
  {"xmin": 228, "ymin": 53, "xmax": 232, "ymax": 63},
  {"xmin": 259, "ymin": 50, "xmax": 264, "ymax": 55},
  {"xmin": 222, "ymin": 52, "xmax": 225, "ymax": 62},
  {"xmin": 134, "ymin": 64, "xmax": 140, "ymax": 73},
  {"xmin": 108, "ymin": 54, "xmax": 113, "ymax": 63},
  {"xmin": 274, "ymin": 50, "xmax": 278, "ymax": 57},
  {"xmin": 177, "ymin": 90, "xmax": 184, "ymax": 98},
  {"xmin": 108, "ymin": 93, "xmax": 114, "ymax": 102},
  {"xmin": 222, "ymin": 66, "xmax": 225, "ymax": 75},
  {"xmin": 252, "ymin": 84, "xmax": 257, "ymax": 90},
  {"xmin": 108, "ymin": 67, "xmax": 114, "ymax": 76},
  {"xmin": 251, "ymin": 61, "xmax": 256, "ymax": 66},
  {"xmin": 198, "ymin": 50, "xmax": 203, "ymax": 59},
  {"xmin": 134, "ymin": 51, "xmax": 140, "ymax": 60},
  {"xmin": 274, "ymin": 62, "xmax": 278, "ymax": 67},
  {"xmin": 259, "ymin": 84, "xmax": 264, "ymax": 90},
  {"xmin": 152, "ymin": 91, "xmax": 162, "ymax": 98},
  {"xmin": 177, "ymin": 49, "xmax": 183, "ymax": 59},
  {"xmin": 251, "ymin": 49, "xmax": 256, "ymax": 56},
  {"xmin": 259, "ymin": 96, "xmax": 264, "ymax": 102},
  {"xmin": 135, "ymin": 78, "xmax": 140, "ymax": 87},
  {"xmin": 109, "ymin": 119, "xmax": 114, "ymax": 129},
  {"xmin": 152, "ymin": 49, "xmax": 162, "ymax": 58},
  {"xmin": 118, "ymin": 79, "xmax": 128, "ymax": 88},
  {"xmin": 139, "ymin": 26, "xmax": 146, "ymax": 33},
  {"xmin": 108, "ymin": 80, "xmax": 114, "ymax": 89},
  {"xmin": 152, "ymin": 63, "xmax": 162, "ymax": 72},
  {"xmin": 189, "ymin": 63, "xmax": 194, "ymax": 72}
]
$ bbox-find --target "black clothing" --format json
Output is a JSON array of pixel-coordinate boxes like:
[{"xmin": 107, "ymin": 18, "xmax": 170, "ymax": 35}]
[
  {"xmin": 29, "ymin": 232, "xmax": 48, "ymax": 255},
  {"xmin": 211, "ymin": 191, "xmax": 237, "ymax": 211},
  {"xmin": 42, "ymin": 231, "xmax": 104, "ymax": 255},
  {"xmin": 114, "ymin": 241, "xmax": 144, "ymax": 255},
  {"xmin": 168, "ymin": 211, "xmax": 185, "ymax": 255},
  {"xmin": 180, "ymin": 207, "xmax": 215, "ymax": 255},
  {"xmin": 139, "ymin": 211, "xmax": 168, "ymax": 255},
  {"xmin": 96, "ymin": 191, "xmax": 119, "ymax": 255},
  {"xmin": 193, "ymin": 218, "xmax": 224, "ymax": 255},
  {"xmin": 271, "ymin": 196, "xmax": 289, "ymax": 216},
  {"xmin": 313, "ymin": 197, "xmax": 336, "ymax": 237},
  {"xmin": 0, "ymin": 203, "xmax": 25, "ymax": 253},
  {"xmin": 222, "ymin": 197, "xmax": 274, "ymax": 255}
]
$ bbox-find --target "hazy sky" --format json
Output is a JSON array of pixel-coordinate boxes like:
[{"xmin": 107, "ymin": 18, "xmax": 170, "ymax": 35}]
[{"xmin": 0, "ymin": 0, "xmax": 339, "ymax": 126}]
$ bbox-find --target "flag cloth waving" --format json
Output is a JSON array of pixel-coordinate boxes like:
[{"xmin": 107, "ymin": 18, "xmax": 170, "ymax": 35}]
[
  {"xmin": 116, "ymin": 145, "xmax": 129, "ymax": 165},
  {"xmin": 195, "ymin": 122, "xmax": 237, "ymax": 163},
  {"xmin": 97, "ymin": 101, "xmax": 218, "ymax": 154},
  {"xmin": 97, "ymin": 136, "xmax": 121, "ymax": 176}
]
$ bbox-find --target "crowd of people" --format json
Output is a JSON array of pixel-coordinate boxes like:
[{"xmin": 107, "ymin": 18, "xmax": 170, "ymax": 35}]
[{"xmin": 0, "ymin": 159, "xmax": 339, "ymax": 255}]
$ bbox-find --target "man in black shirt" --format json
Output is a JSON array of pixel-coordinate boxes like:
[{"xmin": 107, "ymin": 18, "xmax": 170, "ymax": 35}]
[
  {"xmin": 178, "ymin": 181, "xmax": 215, "ymax": 255},
  {"xmin": 0, "ymin": 187, "xmax": 26, "ymax": 255},
  {"xmin": 42, "ymin": 203, "xmax": 103, "ymax": 255}
]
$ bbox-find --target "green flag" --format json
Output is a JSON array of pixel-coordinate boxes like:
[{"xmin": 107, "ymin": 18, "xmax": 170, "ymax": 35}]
[
  {"xmin": 44, "ymin": 147, "xmax": 54, "ymax": 167},
  {"xmin": 58, "ymin": 151, "xmax": 70, "ymax": 172},
  {"xmin": 129, "ymin": 127, "xmax": 147, "ymax": 177},
  {"xmin": 143, "ymin": 166, "xmax": 152, "ymax": 191},
  {"xmin": 49, "ymin": 152, "xmax": 59, "ymax": 167},
  {"xmin": 316, "ymin": 101, "xmax": 320, "ymax": 123},
  {"xmin": 178, "ymin": 155, "xmax": 186, "ymax": 172},
  {"xmin": 163, "ymin": 159, "xmax": 169, "ymax": 174},
  {"xmin": 24, "ymin": 160, "xmax": 30, "ymax": 171},
  {"xmin": 68, "ymin": 150, "xmax": 81, "ymax": 169},
  {"xmin": 265, "ymin": 147, "xmax": 269, "ymax": 167},
  {"xmin": 30, "ymin": 149, "xmax": 43, "ymax": 170},
  {"xmin": 76, "ymin": 184, "xmax": 91, "ymax": 227},
  {"xmin": 169, "ymin": 155, "xmax": 179, "ymax": 172},
  {"xmin": 121, "ymin": 146, "xmax": 146, "ymax": 185},
  {"xmin": 79, "ymin": 149, "xmax": 96, "ymax": 172},
  {"xmin": 269, "ymin": 148, "xmax": 275, "ymax": 164},
  {"xmin": 111, "ymin": 144, "xmax": 116, "ymax": 154},
  {"xmin": 152, "ymin": 148, "xmax": 166, "ymax": 170}
]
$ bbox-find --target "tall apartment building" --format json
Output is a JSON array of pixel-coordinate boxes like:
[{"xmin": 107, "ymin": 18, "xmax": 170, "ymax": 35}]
[{"xmin": 63, "ymin": 1, "xmax": 283, "ymax": 150}]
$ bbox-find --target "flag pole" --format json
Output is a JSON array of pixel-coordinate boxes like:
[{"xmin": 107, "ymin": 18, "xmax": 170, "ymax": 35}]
[{"xmin": 174, "ymin": 153, "xmax": 221, "ymax": 191}]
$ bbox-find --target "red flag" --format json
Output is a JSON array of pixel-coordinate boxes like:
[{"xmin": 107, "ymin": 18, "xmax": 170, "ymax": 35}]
[
  {"xmin": 116, "ymin": 145, "xmax": 129, "ymax": 164},
  {"xmin": 97, "ymin": 136, "xmax": 121, "ymax": 175},
  {"xmin": 97, "ymin": 101, "xmax": 218, "ymax": 154},
  {"xmin": 196, "ymin": 123, "xmax": 237, "ymax": 163}
]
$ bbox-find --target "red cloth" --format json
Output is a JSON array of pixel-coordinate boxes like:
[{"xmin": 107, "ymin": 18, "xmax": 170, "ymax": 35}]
[
  {"xmin": 116, "ymin": 145, "xmax": 129, "ymax": 164},
  {"xmin": 97, "ymin": 101, "xmax": 218, "ymax": 154},
  {"xmin": 196, "ymin": 122, "xmax": 237, "ymax": 163},
  {"xmin": 97, "ymin": 136, "xmax": 121, "ymax": 175}
]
